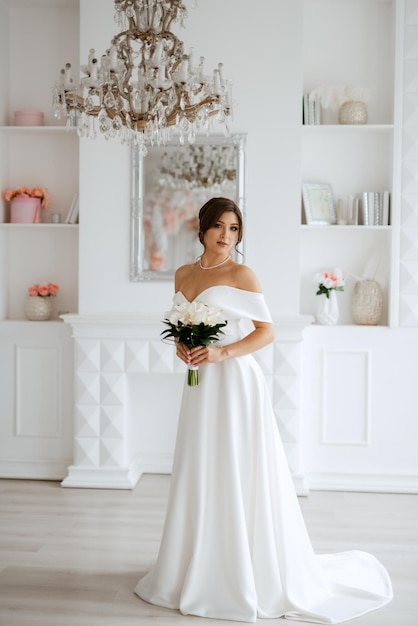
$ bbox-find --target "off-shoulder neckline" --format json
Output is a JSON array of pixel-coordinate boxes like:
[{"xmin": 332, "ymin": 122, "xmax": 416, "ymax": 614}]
[{"xmin": 176, "ymin": 285, "xmax": 263, "ymax": 303}]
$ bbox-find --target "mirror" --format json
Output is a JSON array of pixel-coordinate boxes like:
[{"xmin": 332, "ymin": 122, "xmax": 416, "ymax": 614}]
[{"xmin": 130, "ymin": 134, "xmax": 246, "ymax": 281}]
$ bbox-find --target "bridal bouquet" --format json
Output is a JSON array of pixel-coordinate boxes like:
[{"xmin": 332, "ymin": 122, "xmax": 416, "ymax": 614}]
[{"xmin": 162, "ymin": 301, "xmax": 227, "ymax": 386}]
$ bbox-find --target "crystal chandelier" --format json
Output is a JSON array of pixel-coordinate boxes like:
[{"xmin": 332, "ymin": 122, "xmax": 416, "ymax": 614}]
[
  {"xmin": 53, "ymin": 0, "xmax": 233, "ymax": 155},
  {"xmin": 158, "ymin": 143, "xmax": 236, "ymax": 191}
]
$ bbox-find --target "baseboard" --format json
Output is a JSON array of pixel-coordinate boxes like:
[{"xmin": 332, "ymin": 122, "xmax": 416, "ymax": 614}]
[
  {"xmin": 0, "ymin": 459, "xmax": 70, "ymax": 481},
  {"xmin": 292, "ymin": 474, "xmax": 310, "ymax": 496},
  {"xmin": 61, "ymin": 452, "xmax": 173, "ymax": 489},
  {"xmin": 306, "ymin": 472, "xmax": 418, "ymax": 494},
  {"xmin": 7, "ymin": 460, "xmax": 413, "ymax": 495}
]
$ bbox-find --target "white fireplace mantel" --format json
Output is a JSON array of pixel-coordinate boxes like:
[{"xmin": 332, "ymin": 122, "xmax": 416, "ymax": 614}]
[{"xmin": 61, "ymin": 313, "xmax": 313, "ymax": 494}]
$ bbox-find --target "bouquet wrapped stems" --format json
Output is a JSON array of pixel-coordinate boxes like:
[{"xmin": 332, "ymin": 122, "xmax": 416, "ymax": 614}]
[{"xmin": 187, "ymin": 365, "xmax": 199, "ymax": 387}]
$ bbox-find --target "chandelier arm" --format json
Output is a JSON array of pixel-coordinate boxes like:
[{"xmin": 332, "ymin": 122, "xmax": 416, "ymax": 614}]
[{"xmin": 165, "ymin": 96, "xmax": 220, "ymax": 126}]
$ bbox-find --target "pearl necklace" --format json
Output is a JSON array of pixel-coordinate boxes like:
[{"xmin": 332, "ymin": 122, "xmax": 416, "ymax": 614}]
[{"xmin": 198, "ymin": 255, "xmax": 231, "ymax": 270}]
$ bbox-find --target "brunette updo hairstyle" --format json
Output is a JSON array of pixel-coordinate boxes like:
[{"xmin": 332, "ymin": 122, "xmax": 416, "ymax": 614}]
[{"xmin": 198, "ymin": 197, "xmax": 243, "ymax": 252}]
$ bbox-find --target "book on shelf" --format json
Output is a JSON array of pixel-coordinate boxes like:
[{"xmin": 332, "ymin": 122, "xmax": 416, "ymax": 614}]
[
  {"xmin": 302, "ymin": 93, "xmax": 321, "ymax": 125},
  {"xmin": 359, "ymin": 191, "xmax": 390, "ymax": 226},
  {"xmin": 65, "ymin": 192, "xmax": 79, "ymax": 224}
]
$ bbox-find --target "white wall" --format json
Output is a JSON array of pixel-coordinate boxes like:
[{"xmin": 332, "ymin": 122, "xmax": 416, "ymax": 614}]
[
  {"xmin": 73, "ymin": 0, "xmax": 418, "ymax": 493},
  {"xmin": 9, "ymin": 6, "xmax": 79, "ymax": 126},
  {"xmin": 78, "ymin": 0, "xmax": 304, "ymax": 317}
]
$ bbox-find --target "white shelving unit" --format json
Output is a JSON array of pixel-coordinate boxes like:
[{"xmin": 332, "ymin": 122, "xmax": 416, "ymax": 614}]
[
  {"xmin": 0, "ymin": 0, "xmax": 80, "ymax": 481},
  {"xmin": 300, "ymin": 0, "xmax": 401, "ymax": 327},
  {"xmin": 0, "ymin": 0, "xmax": 80, "ymax": 320}
]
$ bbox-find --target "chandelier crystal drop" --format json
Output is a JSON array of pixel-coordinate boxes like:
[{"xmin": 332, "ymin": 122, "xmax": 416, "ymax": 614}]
[
  {"xmin": 53, "ymin": 0, "xmax": 233, "ymax": 155},
  {"xmin": 158, "ymin": 143, "xmax": 236, "ymax": 191}
]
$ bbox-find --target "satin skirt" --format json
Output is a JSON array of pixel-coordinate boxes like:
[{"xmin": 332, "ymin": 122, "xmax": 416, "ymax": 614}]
[{"xmin": 135, "ymin": 350, "xmax": 392, "ymax": 623}]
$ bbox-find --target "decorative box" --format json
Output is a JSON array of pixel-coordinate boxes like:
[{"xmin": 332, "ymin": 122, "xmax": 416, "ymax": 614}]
[{"xmin": 14, "ymin": 110, "xmax": 44, "ymax": 126}]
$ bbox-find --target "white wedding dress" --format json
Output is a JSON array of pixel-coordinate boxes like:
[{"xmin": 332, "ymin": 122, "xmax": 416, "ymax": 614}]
[{"xmin": 135, "ymin": 286, "xmax": 393, "ymax": 623}]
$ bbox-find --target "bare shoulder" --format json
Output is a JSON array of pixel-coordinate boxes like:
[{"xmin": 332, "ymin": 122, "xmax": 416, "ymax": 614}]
[
  {"xmin": 174, "ymin": 263, "xmax": 195, "ymax": 291},
  {"xmin": 232, "ymin": 263, "xmax": 263, "ymax": 293}
]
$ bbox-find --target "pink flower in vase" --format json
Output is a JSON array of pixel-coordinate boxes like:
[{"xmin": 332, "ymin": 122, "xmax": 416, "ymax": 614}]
[
  {"xmin": 28, "ymin": 284, "xmax": 40, "ymax": 297},
  {"xmin": 47, "ymin": 282, "xmax": 59, "ymax": 295},
  {"xmin": 38, "ymin": 284, "xmax": 50, "ymax": 296},
  {"xmin": 27, "ymin": 282, "xmax": 60, "ymax": 297}
]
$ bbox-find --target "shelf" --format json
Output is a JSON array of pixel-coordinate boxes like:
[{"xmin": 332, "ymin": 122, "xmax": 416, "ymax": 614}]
[
  {"xmin": 301, "ymin": 225, "xmax": 391, "ymax": 231},
  {"xmin": 0, "ymin": 223, "xmax": 78, "ymax": 229},
  {"xmin": 0, "ymin": 319, "xmax": 68, "ymax": 324},
  {"xmin": 0, "ymin": 125, "xmax": 75, "ymax": 134},
  {"xmin": 302, "ymin": 124, "xmax": 394, "ymax": 133}
]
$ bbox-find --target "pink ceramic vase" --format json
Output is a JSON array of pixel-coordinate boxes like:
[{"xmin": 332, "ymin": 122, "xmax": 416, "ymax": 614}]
[{"xmin": 10, "ymin": 196, "xmax": 41, "ymax": 223}]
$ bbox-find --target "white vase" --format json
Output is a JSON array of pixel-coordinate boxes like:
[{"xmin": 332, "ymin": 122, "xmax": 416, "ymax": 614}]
[
  {"xmin": 316, "ymin": 290, "xmax": 339, "ymax": 325},
  {"xmin": 24, "ymin": 296, "xmax": 52, "ymax": 321}
]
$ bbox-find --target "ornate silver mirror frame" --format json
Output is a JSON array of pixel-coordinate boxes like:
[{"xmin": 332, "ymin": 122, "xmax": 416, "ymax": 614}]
[{"xmin": 130, "ymin": 134, "xmax": 246, "ymax": 281}]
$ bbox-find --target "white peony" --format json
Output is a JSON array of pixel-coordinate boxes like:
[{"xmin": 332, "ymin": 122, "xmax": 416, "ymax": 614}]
[{"xmin": 166, "ymin": 301, "xmax": 225, "ymax": 326}]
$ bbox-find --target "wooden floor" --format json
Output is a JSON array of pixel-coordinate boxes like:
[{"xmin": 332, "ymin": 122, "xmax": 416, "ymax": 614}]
[{"xmin": 0, "ymin": 475, "xmax": 417, "ymax": 626}]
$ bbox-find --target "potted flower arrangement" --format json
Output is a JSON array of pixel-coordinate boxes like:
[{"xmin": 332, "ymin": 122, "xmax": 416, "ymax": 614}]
[
  {"xmin": 4, "ymin": 186, "xmax": 50, "ymax": 223},
  {"xmin": 313, "ymin": 268, "xmax": 345, "ymax": 325},
  {"xmin": 24, "ymin": 282, "xmax": 59, "ymax": 321}
]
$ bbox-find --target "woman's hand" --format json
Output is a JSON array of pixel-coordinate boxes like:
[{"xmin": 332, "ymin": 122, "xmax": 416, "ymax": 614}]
[
  {"xmin": 189, "ymin": 344, "xmax": 224, "ymax": 366},
  {"xmin": 175, "ymin": 343, "xmax": 224, "ymax": 366},
  {"xmin": 176, "ymin": 342, "xmax": 192, "ymax": 365}
]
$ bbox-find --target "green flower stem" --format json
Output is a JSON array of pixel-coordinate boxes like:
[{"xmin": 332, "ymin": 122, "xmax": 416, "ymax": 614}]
[
  {"xmin": 316, "ymin": 284, "xmax": 345, "ymax": 299},
  {"xmin": 187, "ymin": 367, "xmax": 199, "ymax": 386}
]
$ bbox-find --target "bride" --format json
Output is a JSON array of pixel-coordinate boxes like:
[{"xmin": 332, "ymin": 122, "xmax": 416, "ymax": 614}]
[{"xmin": 135, "ymin": 197, "xmax": 392, "ymax": 623}]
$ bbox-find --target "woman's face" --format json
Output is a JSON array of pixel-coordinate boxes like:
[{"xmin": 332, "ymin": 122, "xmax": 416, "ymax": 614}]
[{"xmin": 203, "ymin": 211, "xmax": 239, "ymax": 255}]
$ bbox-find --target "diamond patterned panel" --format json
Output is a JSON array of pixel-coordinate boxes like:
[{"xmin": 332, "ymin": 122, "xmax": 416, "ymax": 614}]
[
  {"xmin": 75, "ymin": 372, "xmax": 100, "ymax": 404},
  {"xmin": 402, "ymin": 133, "xmax": 418, "ymax": 162},
  {"xmin": 125, "ymin": 340, "xmax": 149, "ymax": 372},
  {"xmin": 275, "ymin": 409, "xmax": 299, "ymax": 444},
  {"xmin": 400, "ymin": 259, "xmax": 418, "ymax": 292},
  {"xmin": 273, "ymin": 342, "xmax": 300, "ymax": 376},
  {"xmin": 76, "ymin": 339, "xmax": 100, "ymax": 372},
  {"xmin": 399, "ymin": 294, "xmax": 418, "ymax": 325},
  {"xmin": 100, "ymin": 372, "xmax": 125, "ymax": 405},
  {"xmin": 75, "ymin": 404, "xmax": 100, "ymax": 438},
  {"xmin": 402, "ymin": 161, "xmax": 418, "ymax": 194},
  {"xmin": 100, "ymin": 405, "xmax": 125, "ymax": 438},
  {"xmin": 400, "ymin": 227, "xmax": 418, "ymax": 259},
  {"xmin": 401, "ymin": 4, "xmax": 418, "ymax": 327},
  {"xmin": 403, "ymin": 96, "xmax": 418, "ymax": 128},
  {"xmin": 101, "ymin": 340, "xmax": 125, "ymax": 372},
  {"xmin": 100, "ymin": 438, "xmax": 125, "ymax": 467},
  {"xmin": 273, "ymin": 375, "xmax": 298, "ymax": 411},
  {"xmin": 253, "ymin": 344, "xmax": 273, "ymax": 371},
  {"xmin": 149, "ymin": 340, "xmax": 176, "ymax": 372},
  {"xmin": 74, "ymin": 437, "xmax": 100, "ymax": 466},
  {"xmin": 402, "ymin": 195, "xmax": 418, "ymax": 226}
]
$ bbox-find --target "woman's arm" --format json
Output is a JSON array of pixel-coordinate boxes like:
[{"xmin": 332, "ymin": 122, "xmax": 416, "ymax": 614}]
[{"xmin": 182, "ymin": 320, "xmax": 274, "ymax": 367}]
